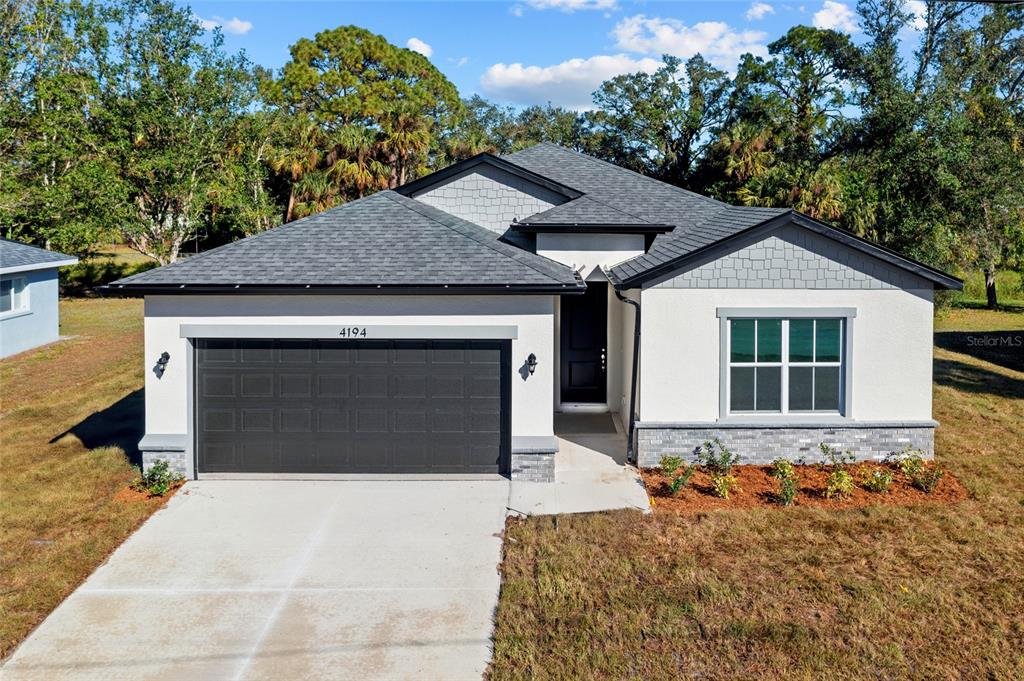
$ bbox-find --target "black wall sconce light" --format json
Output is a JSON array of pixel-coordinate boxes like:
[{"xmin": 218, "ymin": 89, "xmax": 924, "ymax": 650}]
[
  {"xmin": 153, "ymin": 351, "xmax": 170, "ymax": 378},
  {"xmin": 526, "ymin": 353, "xmax": 538, "ymax": 375}
]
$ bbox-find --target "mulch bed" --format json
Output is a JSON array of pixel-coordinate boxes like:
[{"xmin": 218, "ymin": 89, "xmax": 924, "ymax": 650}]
[
  {"xmin": 112, "ymin": 481, "xmax": 186, "ymax": 505},
  {"xmin": 642, "ymin": 462, "xmax": 970, "ymax": 513}
]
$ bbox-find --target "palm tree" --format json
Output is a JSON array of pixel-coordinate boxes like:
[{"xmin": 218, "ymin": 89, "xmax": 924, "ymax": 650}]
[
  {"xmin": 267, "ymin": 119, "xmax": 323, "ymax": 222},
  {"xmin": 291, "ymin": 171, "xmax": 339, "ymax": 219},
  {"xmin": 380, "ymin": 108, "xmax": 431, "ymax": 188},
  {"xmin": 327, "ymin": 125, "xmax": 389, "ymax": 199}
]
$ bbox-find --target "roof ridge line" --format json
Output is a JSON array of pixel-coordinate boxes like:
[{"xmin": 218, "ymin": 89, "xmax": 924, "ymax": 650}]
[
  {"xmin": 515, "ymin": 143, "xmax": 723, "ymax": 207},
  {"xmin": 380, "ymin": 192, "xmax": 574, "ymax": 285}
]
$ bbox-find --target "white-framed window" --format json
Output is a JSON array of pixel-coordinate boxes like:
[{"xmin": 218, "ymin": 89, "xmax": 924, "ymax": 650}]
[
  {"xmin": 0, "ymin": 277, "xmax": 28, "ymax": 316},
  {"xmin": 726, "ymin": 317, "xmax": 846, "ymax": 415}
]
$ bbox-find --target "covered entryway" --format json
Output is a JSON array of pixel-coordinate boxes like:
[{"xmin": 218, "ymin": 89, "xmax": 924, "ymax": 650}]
[{"xmin": 195, "ymin": 338, "xmax": 510, "ymax": 475}]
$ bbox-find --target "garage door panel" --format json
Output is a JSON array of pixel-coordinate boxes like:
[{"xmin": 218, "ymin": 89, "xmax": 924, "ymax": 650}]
[{"xmin": 196, "ymin": 339, "xmax": 509, "ymax": 475}]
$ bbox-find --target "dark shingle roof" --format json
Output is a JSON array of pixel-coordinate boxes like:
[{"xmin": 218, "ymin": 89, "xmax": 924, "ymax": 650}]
[
  {"xmin": 502, "ymin": 143, "xmax": 790, "ymax": 280},
  {"xmin": 109, "ymin": 191, "xmax": 582, "ymax": 293},
  {"xmin": 0, "ymin": 239, "xmax": 77, "ymax": 273}
]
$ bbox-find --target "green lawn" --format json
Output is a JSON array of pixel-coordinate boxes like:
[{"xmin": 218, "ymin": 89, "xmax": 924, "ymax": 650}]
[
  {"xmin": 0, "ymin": 298, "xmax": 158, "ymax": 659},
  {"xmin": 491, "ymin": 308, "xmax": 1024, "ymax": 680}
]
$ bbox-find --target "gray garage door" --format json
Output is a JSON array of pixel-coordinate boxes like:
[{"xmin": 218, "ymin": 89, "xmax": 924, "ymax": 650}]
[{"xmin": 195, "ymin": 339, "xmax": 510, "ymax": 475}]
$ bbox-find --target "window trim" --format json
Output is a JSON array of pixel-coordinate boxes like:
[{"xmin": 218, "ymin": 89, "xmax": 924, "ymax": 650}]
[
  {"xmin": 0, "ymin": 276, "xmax": 30, "ymax": 319},
  {"xmin": 717, "ymin": 308, "xmax": 855, "ymax": 421}
]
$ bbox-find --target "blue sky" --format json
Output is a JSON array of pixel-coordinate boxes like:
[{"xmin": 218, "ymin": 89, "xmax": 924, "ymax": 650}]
[{"xmin": 181, "ymin": 0, "xmax": 927, "ymax": 110}]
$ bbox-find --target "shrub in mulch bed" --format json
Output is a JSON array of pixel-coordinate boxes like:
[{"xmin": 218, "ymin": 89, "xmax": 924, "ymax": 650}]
[{"xmin": 642, "ymin": 461, "xmax": 969, "ymax": 513}]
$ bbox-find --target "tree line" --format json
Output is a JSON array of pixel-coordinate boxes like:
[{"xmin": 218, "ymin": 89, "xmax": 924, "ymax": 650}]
[{"xmin": 2, "ymin": 0, "xmax": 1021, "ymax": 306}]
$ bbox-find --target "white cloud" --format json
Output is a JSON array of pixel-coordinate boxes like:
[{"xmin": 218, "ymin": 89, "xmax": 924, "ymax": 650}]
[
  {"xmin": 612, "ymin": 15, "xmax": 768, "ymax": 70},
  {"xmin": 746, "ymin": 2, "xmax": 775, "ymax": 21},
  {"xmin": 457, "ymin": 56, "xmax": 469, "ymax": 67},
  {"xmin": 405, "ymin": 37, "xmax": 433, "ymax": 57},
  {"xmin": 480, "ymin": 54, "xmax": 661, "ymax": 110},
  {"xmin": 510, "ymin": 4, "xmax": 524, "ymax": 17},
  {"xmin": 905, "ymin": 0, "xmax": 927, "ymax": 31},
  {"xmin": 812, "ymin": 1, "xmax": 860, "ymax": 33},
  {"xmin": 525, "ymin": 0, "xmax": 618, "ymax": 12},
  {"xmin": 195, "ymin": 15, "xmax": 253, "ymax": 35}
]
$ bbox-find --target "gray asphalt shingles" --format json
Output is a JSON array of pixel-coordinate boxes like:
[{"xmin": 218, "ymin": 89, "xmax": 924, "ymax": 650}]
[
  {"xmin": 0, "ymin": 239, "xmax": 76, "ymax": 270},
  {"xmin": 112, "ymin": 190, "xmax": 581, "ymax": 289},
  {"xmin": 503, "ymin": 143, "xmax": 788, "ymax": 281}
]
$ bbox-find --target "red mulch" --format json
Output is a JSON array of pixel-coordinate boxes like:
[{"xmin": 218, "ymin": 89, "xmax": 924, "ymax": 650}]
[
  {"xmin": 112, "ymin": 481, "xmax": 185, "ymax": 505},
  {"xmin": 642, "ymin": 462, "xmax": 969, "ymax": 513}
]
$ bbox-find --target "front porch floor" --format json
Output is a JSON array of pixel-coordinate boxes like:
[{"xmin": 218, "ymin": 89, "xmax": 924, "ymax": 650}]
[{"xmin": 507, "ymin": 415, "xmax": 650, "ymax": 516}]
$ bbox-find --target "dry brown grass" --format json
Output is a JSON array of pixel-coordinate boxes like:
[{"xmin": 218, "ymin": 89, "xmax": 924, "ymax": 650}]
[
  {"xmin": 0, "ymin": 298, "xmax": 172, "ymax": 659},
  {"xmin": 491, "ymin": 308, "xmax": 1024, "ymax": 680}
]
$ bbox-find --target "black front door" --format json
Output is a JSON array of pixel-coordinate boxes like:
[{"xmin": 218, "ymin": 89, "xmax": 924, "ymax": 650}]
[{"xmin": 560, "ymin": 282, "xmax": 607, "ymax": 403}]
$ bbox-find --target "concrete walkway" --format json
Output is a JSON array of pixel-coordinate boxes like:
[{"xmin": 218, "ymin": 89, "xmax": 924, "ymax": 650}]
[
  {"xmin": 1, "ymin": 480, "xmax": 508, "ymax": 681},
  {"xmin": 508, "ymin": 420, "xmax": 651, "ymax": 516}
]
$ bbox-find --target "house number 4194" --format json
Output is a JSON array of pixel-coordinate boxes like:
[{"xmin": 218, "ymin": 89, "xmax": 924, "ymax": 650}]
[{"xmin": 339, "ymin": 327, "xmax": 367, "ymax": 338}]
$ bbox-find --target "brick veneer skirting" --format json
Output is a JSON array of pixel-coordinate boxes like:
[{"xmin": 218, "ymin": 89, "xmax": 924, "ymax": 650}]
[
  {"xmin": 141, "ymin": 448, "xmax": 188, "ymax": 477},
  {"xmin": 636, "ymin": 422, "xmax": 935, "ymax": 468},
  {"xmin": 510, "ymin": 452, "xmax": 556, "ymax": 482}
]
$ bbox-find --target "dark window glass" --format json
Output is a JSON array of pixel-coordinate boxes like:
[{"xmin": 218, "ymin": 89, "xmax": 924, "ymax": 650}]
[
  {"xmin": 757, "ymin": 319, "xmax": 782, "ymax": 362},
  {"xmin": 730, "ymin": 320, "xmax": 755, "ymax": 362},
  {"xmin": 816, "ymin": 319, "xmax": 842, "ymax": 362},
  {"xmin": 789, "ymin": 366, "xmax": 814, "ymax": 410},
  {"xmin": 789, "ymin": 319, "xmax": 814, "ymax": 362},
  {"xmin": 756, "ymin": 367, "xmax": 782, "ymax": 411},
  {"xmin": 0, "ymin": 280, "xmax": 11, "ymax": 312},
  {"xmin": 730, "ymin": 367, "xmax": 755, "ymax": 411},
  {"xmin": 815, "ymin": 366, "xmax": 841, "ymax": 411}
]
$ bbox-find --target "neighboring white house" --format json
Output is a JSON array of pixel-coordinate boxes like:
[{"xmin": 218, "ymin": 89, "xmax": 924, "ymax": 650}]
[
  {"xmin": 107, "ymin": 144, "xmax": 960, "ymax": 482},
  {"xmin": 0, "ymin": 239, "xmax": 78, "ymax": 359}
]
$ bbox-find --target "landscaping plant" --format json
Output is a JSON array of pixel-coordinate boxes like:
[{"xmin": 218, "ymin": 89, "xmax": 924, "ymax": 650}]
[
  {"xmin": 130, "ymin": 460, "xmax": 184, "ymax": 497},
  {"xmin": 862, "ymin": 468, "xmax": 894, "ymax": 494},
  {"xmin": 695, "ymin": 439, "xmax": 740, "ymax": 499},
  {"xmin": 771, "ymin": 458, "xmax": 799, "ymax": 506},
  {"xmin": 818, "ymin": 442, "xmax": 855, "ymax": 469},
  {"xmin": 911, "ymin": 465, "xmax": 945, "ymax": 494},
  {"xmin": 825, "ymin": 469, "xmax": 856, "ymax": 499},
  {"xmin": 659, "ymin": 455, "xmax": 695, "ymax": 496}
]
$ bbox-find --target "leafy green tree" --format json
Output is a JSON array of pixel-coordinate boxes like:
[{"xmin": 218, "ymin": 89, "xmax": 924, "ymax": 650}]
[
  {"xmin": 0, "ymin": 0, "xmax": 124, "ymax": 255},
  {"xmin": 933, "ymin": 3, "xmax": 1024, "ymax": 307},
  {"xmin": 588, "ymin": 55, "xmax": 731, "ymax": 187},
  {"xmin": 95, "ymin": 0, "xmax": 265, "ymax": 264},
  {"xmin": 268, "ymin": 24, "xmax": 462, "ymax": 206}
]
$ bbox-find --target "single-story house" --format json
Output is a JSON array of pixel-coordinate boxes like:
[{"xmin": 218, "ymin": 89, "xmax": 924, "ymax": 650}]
[
  {"xmin": 0, "ymin": 239, "xmax": 78, "ymax": 359},
  {"xmin": 106, "ymin": 143, "xmax": 960, "ymax": 482}
]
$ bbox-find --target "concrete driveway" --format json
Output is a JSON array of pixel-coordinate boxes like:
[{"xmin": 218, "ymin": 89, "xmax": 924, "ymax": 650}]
[{"xmin": 1, "ymin": 480, "xmax": 508, "ymax": 681}]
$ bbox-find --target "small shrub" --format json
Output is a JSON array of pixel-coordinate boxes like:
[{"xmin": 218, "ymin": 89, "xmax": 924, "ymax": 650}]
[
  {"xmin": 862, "ymin": 468, "xmax": 894, "ymax": 494},
  {"xmin": 130, "ymin": 460, "xmax": 184, "ymax": 497},
  {"xmin": 911, "ymin": 465, "xmax": 944, "ymax": 493},
  {"xmin": 710, "ymin": 473, "xmax": 739, "ymax": 499},
  {"xmin": 886, "ymin": 446, "xmax": 927, "ymax": 478},
  {"xmin": 668, "ymin": 465, "xmax": 697, "ymax": 496},
  {"xmin": 695, "ymin": 439, "xmax": 740, "ymax": 477},
  {"xmin": 777, "ymin": 474, "xmax": 798, "ymax": 506},
  {"xmin": 819, "ymin": 443, "xmax": 855, "ymax": 469},
  {"xmin": 659, "ymin": 455, "xmax": 685, "ymax": 478},
  {"xmin": 770, "ymin": 458, "xmax": 795, "ymax": 480},
  {"xmin": 825, "ymin": 469, "xmax": 855, "ymax": 499},
  {"xmin": 771, "ymin": 458, "xmax": 799, "ymax": 506}
]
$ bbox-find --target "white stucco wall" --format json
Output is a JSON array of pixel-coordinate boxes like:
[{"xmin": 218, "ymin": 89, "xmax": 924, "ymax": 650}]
[
  {"xmin": 638, "ymin": 286, "xmax": 935, "ymax": 423},
  {"xmin": 411, "ymin": 165, "xmax": 565, "ymax": 233},
  {"xmin": 537, "ymin": 233, "xmax": 645, "ymax": 281},
  {"xmin": 143, "ymin": 295, "xmax": 556, "ymax": 475}
]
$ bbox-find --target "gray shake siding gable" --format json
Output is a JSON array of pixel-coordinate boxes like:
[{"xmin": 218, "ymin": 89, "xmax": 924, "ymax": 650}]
[
  {"xmin": 412, "ymin": 165, "xmax": 566, "ymax": 234},
  {"xmin": 653, "ymin": 225, "xmax": 929, "ymax": 290}
]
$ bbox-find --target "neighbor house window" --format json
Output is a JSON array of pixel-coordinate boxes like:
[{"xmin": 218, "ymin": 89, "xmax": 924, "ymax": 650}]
[
  {"xmin": 0, "ymin": 277, "xmax": 28, "ymax": 315},
  {"xmin": 727, "ymin": 317, "xmax": 845, "ymax": 415}
]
